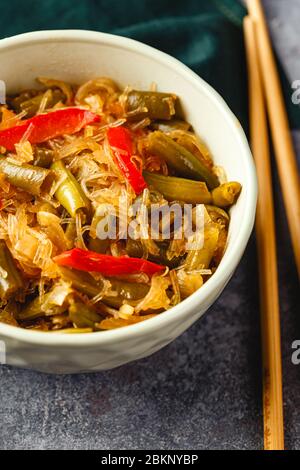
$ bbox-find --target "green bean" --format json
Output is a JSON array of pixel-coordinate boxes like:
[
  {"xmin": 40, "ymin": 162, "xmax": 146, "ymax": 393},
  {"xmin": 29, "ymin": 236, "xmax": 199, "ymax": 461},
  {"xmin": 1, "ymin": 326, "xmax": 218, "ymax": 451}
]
[
  {"xmin": 51, "ymin": 160, "xmax": 90, "ymax": 217},
  {"xmin": 143, "ymin": 172, "xmax": 212, "ymax": 204},
  {"xmin": 146, "ymin": 131, "xmax": 219, "ymax": 189},
  {"xmin": 109, "ymin": 280, "xmax": 149, "ymax": 301},
  {"xmin": 126, "ymin": 238, "xmax": 144, "ymax": 258},
  {"xmin": 0, "ymin": 301, "xmax": 19, "ymax": 326},
  {"xmin": 125, "ymin": 90, "xmax": 180, "ymax": 120},
  {"xmin": 151, "ymin": 119, "xmax": 192, "ymax": 132},
  {"xmin": 88, "ymin": 237, "xmax": 110, "ymax": 254},
  {"xmin": 38, "ymin": 201, "xmax": 57, "ymax": 215},
  {"xmin": 34, "ymin": 148, "xmax": 54, "ymax": 168},
  {"xmin": 64, "ymin": 219, "xmax": 76, "ymax": 249},
  {"xmin": 134, "ymin": 188, "xmax": 165, "ymax": 208},
  {"xmin": 69, "ymin": 301, "xmax": 101, "ymax": 329},
  {"xmin": 148, "ymin": 246, "xmax": 182, "ymax": 269},
  {"xmin": 8, "ymin": 90, "xmax": 40, "ymax": 113},
  {"xmin": 0, "ymin": 156, "xmax": 54, "ymax": 196},
  {"xmin": 131, "ymin": 239, "xmax": 183, "ymax": 269},
  {"xmin": 58, "ymin": 266, "xmax": 104, "ymax": 298},
  {"xmin": 128, "ymin": 238, "xmax": 175, "ymax": 269},
  {"xmin": 185, "ymin": 224, "xmax": 219, "ymax": 270},
  {"xmin": 58, "ymin": 266, "xmax": 150, "ymax": 308},
  {"xmin": 205, "ymin": 205, "xmax": 229, "ymax": 229},
  {"xmin": 0, "ymin": 241, "xmax": 23, "ymax": 301},
  {"xmin": 52, "ymin": 327, "xmax": 93, "ymax": 334},
  {"xmin": 205, "ymin": 206, "xmax": 229, "ymax": 266},
  {"xmin": 3, "ymin": 300, "xmax": 20, "ymax": 318},
  {"xmin": 19, "ymin": 94, "xmax": 48, "ymax": 118},
  {"xmin": 18, "ymin": 89, "xmax": 64, "ymax": 118},
  {"xmin": 211, "ymin": 182, "xmax": 242, "ymax": 207}
]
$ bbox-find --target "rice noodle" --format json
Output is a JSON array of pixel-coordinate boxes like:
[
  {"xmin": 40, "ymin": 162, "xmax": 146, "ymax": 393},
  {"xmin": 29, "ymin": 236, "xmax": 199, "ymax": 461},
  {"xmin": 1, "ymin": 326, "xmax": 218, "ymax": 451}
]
[
  {"xmin": 0, "ymin": 76, "xmax": 238, "ymax": 333},
  {"xmin": 75, "ymin": 77, "xmax": 119, "ymax": 106},
  {"xmin": 75, "ymin": 212, "xmax": 88, "ymax": 250},
  {"xmin": 37, "ymin": 77, "xmax": 74, "ymax": 105},
  {"xmin": 135, "ymin": 273, "xmax": 171, "ymax": 313},
  {"xmin": 37, "ymin": 89, "xmax": 53, "ymax": 114}
]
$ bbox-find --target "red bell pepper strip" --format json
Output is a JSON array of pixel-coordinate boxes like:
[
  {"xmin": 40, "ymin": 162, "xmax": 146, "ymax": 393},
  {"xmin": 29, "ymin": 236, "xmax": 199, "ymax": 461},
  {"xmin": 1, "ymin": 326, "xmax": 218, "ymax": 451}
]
[
  {"xmin": 0, "ymin": 108, "xmax": 100, "ymax": 150},
  {"xmin": 54, "ymin": 248, "xmax": 164, "ymax": 277},
  {"xmin": 107, "ymin": 126, "xmax": 147, "ymax": 195}
]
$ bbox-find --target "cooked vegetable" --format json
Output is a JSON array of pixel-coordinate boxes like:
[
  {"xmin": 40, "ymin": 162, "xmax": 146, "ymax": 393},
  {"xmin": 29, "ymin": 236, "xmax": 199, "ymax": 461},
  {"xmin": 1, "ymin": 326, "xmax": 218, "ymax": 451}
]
[
  {"xmin": 0, "ymin": 77, "xmax": 242, "ymax": 332},
  {"xmin": 33, "ymin": 148, "xmax": 54, "ymax": 168},
  {"xmin": 15, "ymin": 89, "xmax": 65, "ymax": 118},
  {"xmin": 64, "ymin": 219, "xmax": 77, "ymax": 248},
  {"xmin": 151, "ymin": 119, "xmax": 192, "ymax": 133},
  {"xmin": 51, "ymin": 160, "xmax": 90, "ymax": 217},
  {"xmin": 148, "ymin": 246, "xmax": 183, "ymax": 269},
  {"xmin": 88, "ymin": 236, "xmax": 110, "ymax": 254},
  {"xmin": 146, "ymin": 131, "xmax": 219, "ymax": 189},
  {"xmin": 125, "ymin": 90, "xmax": 179, "ymax": 120},
  {"xmin": 102, "ymin": 279, "xmax": 150, "ymax": 308},
  {"xmin": 0, "ymin": 108, "xmax": 100, "ymax": 150},
  {"xmin": 176, "ymin": 270, "xmax": 203, "ymax": 299},
  {"xmin": 144, "ymin": 171, "xmax": 212, "ymax": 204},
  {"xmin": 17, "ymin": 282, "xmax": 73, "ymax": 320},
  {"xmin": 0, "ymin": 302, "xmax": 19, "ymax": 326},
  {"xmin": 69, "ymin": 301, "xmax": 101, "ymax": 329},
  {"xmin": 135, "ymin": 273, "xmax": 171, "ymax": 313},
  {"xmin": 0, "ymin": 241, "xmax": 23, "ymax": 301},
  {"xmin": 205, "ymin": 205, "xmax": 229, "ymax": 225},
  {"xmin": 185, "ymin": 223, "xmax": 220, "ymax": 270},
  {"xmin": 211, "ymin": 182, "xmax": 242, "ymax": 207},
  {"xmin": 57, "ymin": 266, "xmax": 104, "ymax": 298},
  {"xmin": 54, "ymin": 248, "xmax": 165, "ymax": 276},
  {"xmin": 107, "ymin": 126, "xmax": 147, "ymax": 194},
  {"xmin": 58, "ymin": 266, "xmax": 149, "ymax": 307},
  {"xmin": 37, "ymin": 77, "xmax": 74, "ymax": 105},
  {"xmin": 205, "ymin": 205, "xmax": 229, "ymax": 266},
  {"xmin": 37, "ymin": 211, "xmax": 70, "ymax": 252},
  {"xmin": 0, "ymin": 106, "xmax": 20, "ymax": 130},
  {"xmin": 53, "ymin": 327, "xmax": 93, "ymax": 334},
  {"xmin": 0, "ymin": 156, "xmax": 54, "ymax": 196},
  {"xmin": 17, "ymin": 293, "xmax": 63, "ymax": 321},
  {"xmin": 98, "ymin": 314, "xmax": 157, "ymax": 330},
  {"xmin": 125, "ymin": 238, "xmax": 144, "ymax": 258},
  {"xmin": 126, "ymin": 238, "xmax": 182, "ymax": 269},
  {"xmin": 8, "ymin": 89, "xmax": 40, "ymax": 114}
]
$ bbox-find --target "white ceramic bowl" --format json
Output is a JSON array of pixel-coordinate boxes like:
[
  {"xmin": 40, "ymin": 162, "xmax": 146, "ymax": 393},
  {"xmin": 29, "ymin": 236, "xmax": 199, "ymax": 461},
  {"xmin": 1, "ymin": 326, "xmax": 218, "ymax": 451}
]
[{"xmin": 0, "ymin": 30, "xmax": 257, "ymax": 374}]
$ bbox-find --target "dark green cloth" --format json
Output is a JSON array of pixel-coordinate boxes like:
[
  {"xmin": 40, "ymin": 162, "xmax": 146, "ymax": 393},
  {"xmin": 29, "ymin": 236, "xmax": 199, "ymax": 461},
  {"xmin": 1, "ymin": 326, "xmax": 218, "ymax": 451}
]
[{"xmin": 0, "ymin": 0, "xmax": 298, "ymax": 132}]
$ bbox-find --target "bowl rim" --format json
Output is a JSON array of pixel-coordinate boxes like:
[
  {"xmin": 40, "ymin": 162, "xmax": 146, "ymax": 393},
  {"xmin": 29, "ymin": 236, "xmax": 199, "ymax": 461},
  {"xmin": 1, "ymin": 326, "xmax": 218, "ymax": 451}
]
[{"xmin": 0, "ymin": 29, "xmax": 257, "ymax": 346}]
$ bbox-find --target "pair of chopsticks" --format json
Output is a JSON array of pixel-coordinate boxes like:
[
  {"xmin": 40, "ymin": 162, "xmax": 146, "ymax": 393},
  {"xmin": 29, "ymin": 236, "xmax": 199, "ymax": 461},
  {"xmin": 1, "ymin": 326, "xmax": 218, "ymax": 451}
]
[{"xmin": 244, "ymin": 0, "xmax": 300, "ymax": 451}]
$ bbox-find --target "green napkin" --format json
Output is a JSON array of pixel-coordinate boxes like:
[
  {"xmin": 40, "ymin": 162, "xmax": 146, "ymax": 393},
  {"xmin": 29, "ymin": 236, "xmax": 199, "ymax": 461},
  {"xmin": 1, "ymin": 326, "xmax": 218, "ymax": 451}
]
[{"xmin": 0, "ymin": 0, "xmax": 298, "ymax": 133}]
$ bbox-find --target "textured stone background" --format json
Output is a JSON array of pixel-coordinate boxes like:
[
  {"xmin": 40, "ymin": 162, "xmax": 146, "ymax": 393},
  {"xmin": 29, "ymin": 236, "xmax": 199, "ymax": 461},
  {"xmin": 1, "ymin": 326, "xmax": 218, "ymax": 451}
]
[{"xmin": 0, "ymin": 0, "xmax": 299, "ymax": 450}]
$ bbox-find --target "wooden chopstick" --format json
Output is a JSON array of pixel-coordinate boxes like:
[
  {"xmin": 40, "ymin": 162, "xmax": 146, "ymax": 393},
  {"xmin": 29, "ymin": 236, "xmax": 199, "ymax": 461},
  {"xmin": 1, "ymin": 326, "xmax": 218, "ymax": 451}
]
[
  {"xmin": 243, "ymin": 16, "xmax": 285, "ymax": 451},
  {"xmin": 247, "ymin": 0, "xmax": 300, "ymax": 277}
]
